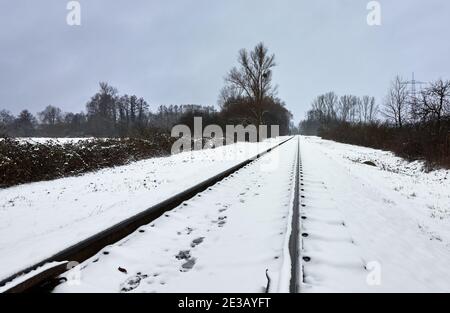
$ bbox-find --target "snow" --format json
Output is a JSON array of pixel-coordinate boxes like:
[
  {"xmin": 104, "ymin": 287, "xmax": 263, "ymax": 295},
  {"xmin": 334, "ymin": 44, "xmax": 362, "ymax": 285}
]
[
  {"xmin": 53, "ymin": 138, "xmax": 299, "ymax": 293},
  {"xmin": 276, "ymin": 143, "xmax": 299, "ymax": 293},
  {"xmin": 0, "ymin": 138, "xmax": 284, "ymax": 283},
  {"xmin": 2, "ymin": 135, "xmax": 450, "ymax": 293},
  {"xmin": 299, "ymin": 136, "xmax": 450, "ymax": 293},
  {"xmin": 0, "ymin": 137, "xmax": 97, "ymax": 145},
  {"xmin": 0, "ymin": 261, "xmax": 66, "ymax": 293}
]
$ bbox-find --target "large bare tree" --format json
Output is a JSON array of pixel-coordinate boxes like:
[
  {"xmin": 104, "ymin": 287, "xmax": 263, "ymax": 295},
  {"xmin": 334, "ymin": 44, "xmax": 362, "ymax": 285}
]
[
  {"xmin": 225, "ymin": 42, "xmax": 277, "ymax": 127},
  {"xmin": 383, "ymin": 76, "xmax": 409, "ymax": 128},
  {"xmin": 414, "ymin": 79, "xmax": 450, "ymax": 136}
]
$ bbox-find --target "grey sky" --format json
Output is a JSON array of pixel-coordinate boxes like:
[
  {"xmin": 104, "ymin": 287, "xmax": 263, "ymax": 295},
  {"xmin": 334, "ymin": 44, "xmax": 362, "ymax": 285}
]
[{"xmin": 0, "ymin": 0, "xmax": 449, "ymax": 123}]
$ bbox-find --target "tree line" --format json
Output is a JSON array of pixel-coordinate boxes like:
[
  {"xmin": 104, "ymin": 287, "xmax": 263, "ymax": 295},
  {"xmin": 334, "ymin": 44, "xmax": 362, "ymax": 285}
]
[
  {"xmin": 300, "ymin": 76, "xmax": 450, "ymax": 168},
  {"xmin": 0, "ymin": 43, "xmax": 293, "ymax": 139},
  {"xmin": 299, "ymin": 92, "xmax": 378, "ymax": 135},
  {"xmin": 0, "ymin": 84, "xmax": 219, "ymax": 138}
]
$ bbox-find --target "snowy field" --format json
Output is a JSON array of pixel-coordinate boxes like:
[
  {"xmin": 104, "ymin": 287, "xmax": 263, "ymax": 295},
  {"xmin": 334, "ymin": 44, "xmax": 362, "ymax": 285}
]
[
  {"xmin": 1, "ymin": 135, "xmax": 449, "ymax": 293},
  {"xmin": 0, "ymin": 138, "xmax": 284, "ymax": 283},
  {"xmin": 53, "ymin": 136, "xmax": 450, "ymax": 293},
  {"xmin": 0, "ymin": 137, "xmax": 95, "ymax": 144},
  {"xmin": 54, "ymin": 138, "xmax": 299, "ymax": 293},
  {"xmin": 300, "ymin": 136, "xmax": 450, "ymax": 292}
]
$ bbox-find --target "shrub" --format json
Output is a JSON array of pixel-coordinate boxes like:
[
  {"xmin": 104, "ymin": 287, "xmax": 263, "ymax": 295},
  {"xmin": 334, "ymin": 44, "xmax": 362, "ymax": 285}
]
[{"xmin": 0, "ymin": 135, "xmax": 176, "ymax": 188}]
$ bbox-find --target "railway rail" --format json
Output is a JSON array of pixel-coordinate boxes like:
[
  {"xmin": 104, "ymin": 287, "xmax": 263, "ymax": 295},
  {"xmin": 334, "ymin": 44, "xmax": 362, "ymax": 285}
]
[
  {"xmin": 289, "ymin": 137, "xmax": 302, "ymax": 293},
  {"xmin": 0, "ymin": 136, "xmax": 296, "ymax": 293}
]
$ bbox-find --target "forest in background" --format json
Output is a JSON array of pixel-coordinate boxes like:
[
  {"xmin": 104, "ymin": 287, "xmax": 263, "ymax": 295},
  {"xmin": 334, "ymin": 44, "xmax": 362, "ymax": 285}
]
[
  {"xmin": 0, "ymin": 43, "xmax": 293, "ymax": 140},
  {"xmin": 300, "ymin": 76, "xmax": 450, "ymax": 169},
  {"xmin": 0, "ymin": 43, "xmax": 294, "ymax": 187}
]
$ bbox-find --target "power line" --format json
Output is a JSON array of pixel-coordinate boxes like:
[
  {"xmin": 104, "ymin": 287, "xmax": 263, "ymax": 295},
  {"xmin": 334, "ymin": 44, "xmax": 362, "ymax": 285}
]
[{"xmin": 401, "ymin": 72, "xmax": 427, "ymax": 104}]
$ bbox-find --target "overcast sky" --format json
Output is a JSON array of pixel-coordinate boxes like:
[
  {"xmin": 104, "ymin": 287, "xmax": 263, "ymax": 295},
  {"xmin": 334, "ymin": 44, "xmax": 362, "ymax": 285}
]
[{"xmin": 0, "ymin": 0, "xmax": 449, "ymax": 122}]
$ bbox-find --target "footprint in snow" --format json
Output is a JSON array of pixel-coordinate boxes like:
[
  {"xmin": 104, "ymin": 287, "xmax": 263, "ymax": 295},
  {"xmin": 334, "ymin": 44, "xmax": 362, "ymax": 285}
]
[
  {"xmin": 191, "ymin": 237, "xmax": 205, "ymax": 248},
  {"xmin": 185, "ymin": 227, "xmax": 194, "ymax": 234},
  {"xmin": 176, "ymin": 250, "xmax": 191, "ymax": 260},
  {"xmin": 120, "ymin": 273, "xmax": 149, "ymax": 292},
  {"xmin": 181, "ymin": 258, "xmax": 197, "ymax": 272},
  {"xmin": 218, "ymin": 221, "xmax": 226, "ymax": 227}
]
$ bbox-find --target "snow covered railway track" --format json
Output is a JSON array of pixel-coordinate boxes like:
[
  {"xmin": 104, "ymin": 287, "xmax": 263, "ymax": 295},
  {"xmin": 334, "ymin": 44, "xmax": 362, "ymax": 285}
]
[
  {"xmin": 0, "ymin": 137, "xmax": 294, "ymax": 293},
  {"xmin": 288, "ymin": 138, "xmax": 302, "ymax": 293}
]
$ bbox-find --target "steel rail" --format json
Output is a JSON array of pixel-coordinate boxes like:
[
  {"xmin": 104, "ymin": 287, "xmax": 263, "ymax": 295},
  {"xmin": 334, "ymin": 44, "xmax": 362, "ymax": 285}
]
[{"xmin": 289, "ymin": 137, "xmax": 301, "ymax": 293}]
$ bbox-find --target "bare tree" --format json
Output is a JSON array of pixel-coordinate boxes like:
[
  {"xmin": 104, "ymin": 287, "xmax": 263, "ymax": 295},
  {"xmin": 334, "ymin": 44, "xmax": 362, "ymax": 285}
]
[
  {"xmin": 383, "ymin": 76, "xmax": 409, "ymax": 128},
  {"xmin": 86, "ymin": 82, "xmax": 119, "ymax": 136},
  {"xmin": 323, "ymin": 92, "xmax": 338, "ymax": 122},
  {"xmin": 414, "ymin": 79, "xmax": 450, "ymax": 136},
  {"xmin": 0, "ymin": 110, "xmax": 15, "ymax": 136},
  {"xmin": 337, "ymin": 95, "xmax": 358, "ymax": 122},
  {"xmin": 13, "ymin": 110, "xmax": 37, "ymax": 136},
  {"xmin": 225, "ymin": 42, "xmax": 277, "ymax": 127},
  {"xmin": 311, "ymin": 94, "xmax": 327, "ymax": 122},
  {"xmin": 359, "ymin": 96, "xmax": 378, "ymax": 123},
  {"xmin": 38, "ymin": 105, "xmax": 63, "ymax": 126},
  {"xmin": 63, "ymin": 112, "xmax": 87, "ymax": 136},
  {"xmin": 218, "ymin": 85, "xmax": 241, "ymax": 109}
]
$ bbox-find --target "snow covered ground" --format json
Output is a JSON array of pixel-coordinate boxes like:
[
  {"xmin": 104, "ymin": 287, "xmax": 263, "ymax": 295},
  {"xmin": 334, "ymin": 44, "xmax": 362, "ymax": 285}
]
[
  {"xmin": 54, "ymin": 138, "xmax": 299, "ymax": 293},
  {"xmin": 2, "ymin": 135, "xmax": 449, "ymax": 293},
  {"xmin": 0, "ymin": 138, "xmax": 284, "ymax": 283},
  {"xmin": 0, "ymin": 137, "xmax": 96, "ymax": 144},
  {"xmin": 299, "ymin": 136, "xmax": 450, "ymax": 293}
]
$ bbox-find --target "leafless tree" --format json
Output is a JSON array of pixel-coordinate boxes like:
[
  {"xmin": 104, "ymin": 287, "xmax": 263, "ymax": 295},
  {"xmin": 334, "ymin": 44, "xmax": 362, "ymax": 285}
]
[
  {"xmin": 311, "ymin": 94, "xmax": 326, "ymax": 122},
  {"xmin": 38, "ymin": 105, "xmax": 63, "ymax": 126},
  {"xmin": 337, "ymin": 95, "xmax": 358, "ymax": 122},
  {"xmin": 14, "ymin": 110, "xmax": 37, "ymax": 136},
  {"xmin": 383, "ymin": 76, "xmax": 409, "ymax": 128},
  {"xmin": 413, "ymin": 79, "xmax": 450, "ymax": 136},
  {"xmin": 225, "ymin": 42, "xmax": 277, "ymax": 127},
  {"xmin": 309, "ymin": 92, "xmax": 339, "ymax": 125},
  {"xmin": 0, "ymin": 110, "xmax": 14, "ymax": 136},
  {"xmin": 218, "ymin": 85, "xmax": 241, "ymax": 109},
  {"xmin": 86, "ymin": 82, "xmax": 119, "ymax": 136},
  {"xmin": 323, "ymin": 92, "xmax": 338, "ymax": 122},
  {"xmin": 358, "ymin": 96, "xmax": 378, "ymax": 123}
]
